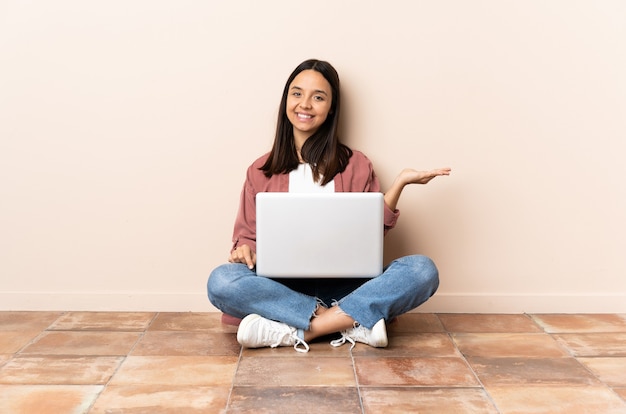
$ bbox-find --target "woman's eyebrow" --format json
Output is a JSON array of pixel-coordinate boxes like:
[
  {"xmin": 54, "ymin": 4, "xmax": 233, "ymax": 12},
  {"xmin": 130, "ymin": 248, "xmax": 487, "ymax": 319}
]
[{"xmin": 290, "ymin": 85, "xmax": 328, "ymax": 96}]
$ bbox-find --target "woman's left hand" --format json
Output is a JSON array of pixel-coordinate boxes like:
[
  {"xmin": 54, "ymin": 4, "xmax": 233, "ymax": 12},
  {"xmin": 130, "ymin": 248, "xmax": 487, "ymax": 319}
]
[
  {"xmin": 384, "ymin": 167, "xmax": 451, "ymax": 211},
  {"xmin": 397, "ymin": 167, "xmax": 451, "ymax": 186}
]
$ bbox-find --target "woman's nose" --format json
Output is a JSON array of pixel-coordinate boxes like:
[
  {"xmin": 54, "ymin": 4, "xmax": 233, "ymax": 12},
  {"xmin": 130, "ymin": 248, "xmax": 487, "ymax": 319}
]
[{"xmin": 299, "ymin": 97, "xmax": 312, "ymax": 109}]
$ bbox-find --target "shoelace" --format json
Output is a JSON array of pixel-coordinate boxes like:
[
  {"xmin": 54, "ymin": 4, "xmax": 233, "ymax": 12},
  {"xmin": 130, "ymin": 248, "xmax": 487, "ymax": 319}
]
[
  {"xmin": 293, "ymin": 336, "xmax": 310, "ymax": 353},
  {"xmin": 267, "ymin": 327, "xmax": 310, "ymax": 353},
  {"xmin": 330, "ymin": 333, "xmax": 356, "ymax": 350}
]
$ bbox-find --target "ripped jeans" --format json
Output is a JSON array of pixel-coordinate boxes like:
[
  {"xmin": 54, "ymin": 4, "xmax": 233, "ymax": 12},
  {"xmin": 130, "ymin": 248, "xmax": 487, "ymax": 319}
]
[{"xmin": 207, "ymin": 254, "xmax": 439, "ymax": 330}]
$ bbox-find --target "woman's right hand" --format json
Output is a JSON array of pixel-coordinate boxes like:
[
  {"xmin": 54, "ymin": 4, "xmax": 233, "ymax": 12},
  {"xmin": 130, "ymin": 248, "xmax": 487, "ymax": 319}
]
[{"xmin": 228, "ymin": 244, "xmax": 256, "ymax": 270}]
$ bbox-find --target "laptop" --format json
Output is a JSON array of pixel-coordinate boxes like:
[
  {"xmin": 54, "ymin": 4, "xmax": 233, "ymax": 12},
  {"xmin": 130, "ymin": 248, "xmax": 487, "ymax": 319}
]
[{"xmin": 255, "ymin": 192, "xmax": 384, "ymax": 278}]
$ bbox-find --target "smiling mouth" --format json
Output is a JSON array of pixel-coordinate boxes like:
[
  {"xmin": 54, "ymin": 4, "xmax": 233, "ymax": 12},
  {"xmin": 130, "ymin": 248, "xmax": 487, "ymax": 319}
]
[{"xmin": 297, "ymin": 113, "xmax": 313, "ymax": 120}]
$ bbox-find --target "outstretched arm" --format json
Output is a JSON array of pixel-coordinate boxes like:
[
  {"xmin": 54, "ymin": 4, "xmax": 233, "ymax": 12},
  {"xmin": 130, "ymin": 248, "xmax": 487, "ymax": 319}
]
[{"xmin": 384, "ymin": 167, "xmax": 451, "ymax": 210}]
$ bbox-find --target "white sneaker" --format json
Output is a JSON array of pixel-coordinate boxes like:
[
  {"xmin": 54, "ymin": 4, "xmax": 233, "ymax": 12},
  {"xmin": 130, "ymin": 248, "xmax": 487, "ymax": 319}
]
[
  {"xmin": 330, "ymin": 319, "xmax": 388, "ymax": 349},
  {"xmin": 237, "ymin": 314, "xmax": 310, "ymax": 353}
]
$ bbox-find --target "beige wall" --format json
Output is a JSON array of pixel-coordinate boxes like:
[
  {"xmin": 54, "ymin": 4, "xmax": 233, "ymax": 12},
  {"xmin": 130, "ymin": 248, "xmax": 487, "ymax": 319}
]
[{"xmin": 1, "ymin": 1, "xmax": 625, "ymax": 312}]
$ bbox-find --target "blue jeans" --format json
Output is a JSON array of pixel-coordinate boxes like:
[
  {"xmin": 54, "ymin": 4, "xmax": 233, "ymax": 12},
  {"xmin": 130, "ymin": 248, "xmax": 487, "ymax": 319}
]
[{"xmin": 207, "ymin": 255, "xmax": 439, "ymax": 330}]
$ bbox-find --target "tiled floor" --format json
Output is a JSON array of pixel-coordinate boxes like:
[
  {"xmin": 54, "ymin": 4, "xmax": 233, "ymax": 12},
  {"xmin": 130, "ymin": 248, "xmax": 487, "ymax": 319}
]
[{"xmin": 1, "ymin": 312, "xmax": 626, "ymax": 413}]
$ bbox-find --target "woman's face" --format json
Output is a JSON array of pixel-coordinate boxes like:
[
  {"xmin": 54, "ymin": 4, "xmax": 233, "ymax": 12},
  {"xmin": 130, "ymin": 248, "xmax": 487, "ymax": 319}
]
[{"xmin": 286, "ymin": 69, "xmax": 333, "ymax": 144}]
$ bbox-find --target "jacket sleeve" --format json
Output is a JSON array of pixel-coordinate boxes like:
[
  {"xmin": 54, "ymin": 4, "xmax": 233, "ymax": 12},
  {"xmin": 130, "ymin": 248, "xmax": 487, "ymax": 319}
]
[
  {"xmin": 231, "ymin": 165, "xmax": 259, "ymax": 254},
  {"xmin": 230, "ymin": 181, "xmax": 256, "ymax": 252},
  {"xmin": 371, "ymin": 168, "xmax": 400, "ymax": 234}
]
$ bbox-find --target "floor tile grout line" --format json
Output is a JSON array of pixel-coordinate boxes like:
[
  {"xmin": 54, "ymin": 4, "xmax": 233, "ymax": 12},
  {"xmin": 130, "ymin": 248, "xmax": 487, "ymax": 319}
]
[
  {"xmin": 349, "ymin": 347, "xmax": 366, "ymax": 414},
  {"xmin": 435, "ymin": 313, "xmax": 503, "ymax": 414},
  {"xmin": 569, "ymin": 352, "xmax": 622, "ymax": 393},
  {"xmin": 528, "ymin": 312, "xmax": 626, "ymax": 394},
  {"xmin": 9, "ymin": 311, "xmax": 68, "ymax": 358},
  {"xmin": 223, "ymin": 344, "xmax": 245, "ymax": 413},
  {"xmin": 608, "ymin": 386, "xmax": 626, "ymax": 405},
  {"xmin": 524, "ymin": 313, "xmax": 547, "ymax": 332},
  {"xmin": 84, "ymin": 311, "xmax": 161, "ymax": 413},
  {"xmin": 438, "ymin": 312, "xmax": 626, "ymax": 412}
]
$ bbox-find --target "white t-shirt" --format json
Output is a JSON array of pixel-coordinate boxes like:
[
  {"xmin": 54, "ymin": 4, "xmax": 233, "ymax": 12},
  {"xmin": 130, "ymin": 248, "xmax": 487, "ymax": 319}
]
[{"xmin": 288, "ymin": 163, "xmax": 335, "ymax": 193}]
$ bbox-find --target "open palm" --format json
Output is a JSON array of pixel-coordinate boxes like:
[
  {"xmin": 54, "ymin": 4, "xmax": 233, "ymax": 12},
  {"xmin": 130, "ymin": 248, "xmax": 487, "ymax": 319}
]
[{"xmin": 399, "ymin": 168, "xmax": 451, "ymax": 185}]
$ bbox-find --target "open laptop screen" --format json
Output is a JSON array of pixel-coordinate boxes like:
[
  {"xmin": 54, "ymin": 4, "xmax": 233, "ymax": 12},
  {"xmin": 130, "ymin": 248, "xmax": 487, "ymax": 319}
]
[{"xmin": 255, "ymin": 192, "xmax": 384, "ymax": 278}]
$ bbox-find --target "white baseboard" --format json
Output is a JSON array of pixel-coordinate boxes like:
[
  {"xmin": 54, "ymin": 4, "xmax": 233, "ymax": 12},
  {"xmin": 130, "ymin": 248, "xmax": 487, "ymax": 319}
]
[{"xmin": 1, "ymin": 291, "xmax": 625, "ymax": 313}]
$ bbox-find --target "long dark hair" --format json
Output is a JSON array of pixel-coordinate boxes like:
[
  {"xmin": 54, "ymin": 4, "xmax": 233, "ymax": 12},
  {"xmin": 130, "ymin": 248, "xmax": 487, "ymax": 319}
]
[{"xmin": 260, "ymin": 59, "xmax": 352, "ymax": 185}]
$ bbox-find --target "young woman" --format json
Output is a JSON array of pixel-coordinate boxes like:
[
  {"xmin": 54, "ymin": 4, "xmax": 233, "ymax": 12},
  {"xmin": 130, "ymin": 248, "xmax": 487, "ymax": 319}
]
[{"xmin": 208, "ymin": 59, "xmax": 450, "ymax": 353}]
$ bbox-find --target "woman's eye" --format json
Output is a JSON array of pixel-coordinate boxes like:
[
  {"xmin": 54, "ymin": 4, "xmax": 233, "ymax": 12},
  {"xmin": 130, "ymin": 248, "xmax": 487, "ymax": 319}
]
[
  {"xmin": 314, "ymin": 95, "xmax": 325, "ymax": 101},
  {"xmin": 292, "ymin": 92, "xmax": 301, "ymax": 97}
]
